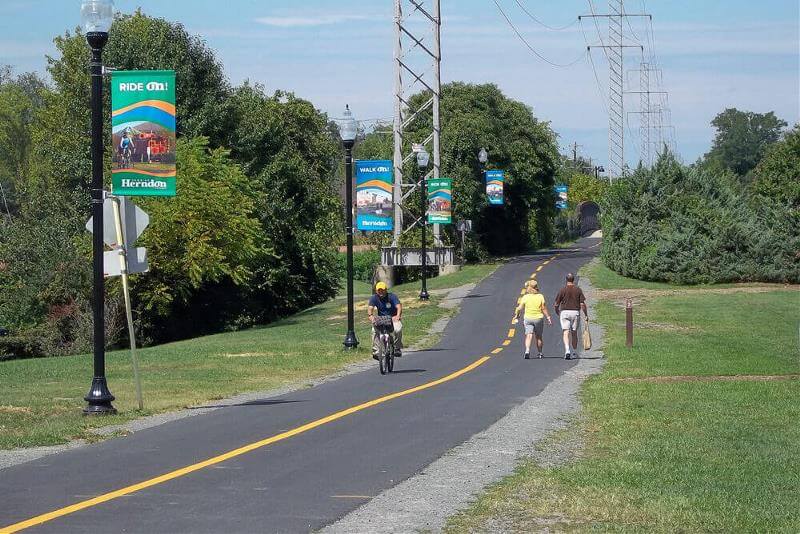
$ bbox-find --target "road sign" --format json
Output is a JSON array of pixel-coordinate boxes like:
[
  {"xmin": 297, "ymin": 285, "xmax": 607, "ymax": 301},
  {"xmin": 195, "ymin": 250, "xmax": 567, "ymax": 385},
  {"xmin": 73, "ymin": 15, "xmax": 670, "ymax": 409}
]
[
  {"xmin": 86, "ymin": 196, "xmax": 149, "ymax": 247},
  {"xmin": 103, "ymin": 247, "xmax": 148, "ymax": 278},
  {"xmin": 456, "ymin": 220, "xmax": 472, "ymax": 232}
]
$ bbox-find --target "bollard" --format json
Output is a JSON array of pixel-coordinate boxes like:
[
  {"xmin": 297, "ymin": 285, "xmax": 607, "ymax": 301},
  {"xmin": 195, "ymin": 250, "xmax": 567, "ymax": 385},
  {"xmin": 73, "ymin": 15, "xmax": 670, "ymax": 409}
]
[{"xmin": 625, "ymin": 298, "xmax": 633, "ymax": 347}]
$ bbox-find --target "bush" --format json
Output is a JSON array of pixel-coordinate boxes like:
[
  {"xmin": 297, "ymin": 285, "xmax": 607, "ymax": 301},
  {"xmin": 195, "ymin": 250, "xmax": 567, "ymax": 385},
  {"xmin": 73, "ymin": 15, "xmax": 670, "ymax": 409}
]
[
  {"xmin": 601, "ymin": 152, "xmax": 798, "ymax": 284},
  {"xmin": 337, "ymin": 249, "xmax": 380, "ymax": 283}
]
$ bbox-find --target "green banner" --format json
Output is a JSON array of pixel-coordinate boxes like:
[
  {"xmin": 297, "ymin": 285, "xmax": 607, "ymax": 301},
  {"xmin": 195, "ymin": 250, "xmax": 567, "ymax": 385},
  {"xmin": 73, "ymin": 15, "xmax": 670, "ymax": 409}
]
[
  {"xmin": 111, "ymin": 70, "xmax": 176, "ymax": 196},
  {"xmin": 427, "ymin": 178, "xmax": 452, "ymax": 224}
]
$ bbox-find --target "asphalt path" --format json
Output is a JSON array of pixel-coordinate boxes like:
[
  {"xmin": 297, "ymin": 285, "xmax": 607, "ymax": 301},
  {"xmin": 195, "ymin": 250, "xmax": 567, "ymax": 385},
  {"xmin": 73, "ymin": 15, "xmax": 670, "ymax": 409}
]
[{"xmin": 0, "ymin": 236, "xmax": 599, "ymax": 534}]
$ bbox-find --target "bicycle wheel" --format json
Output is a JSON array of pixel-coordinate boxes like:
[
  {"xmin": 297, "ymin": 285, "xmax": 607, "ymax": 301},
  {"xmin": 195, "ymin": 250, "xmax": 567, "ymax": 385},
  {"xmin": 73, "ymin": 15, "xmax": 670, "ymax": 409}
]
[
  {"xmin": 379, "ymin": 338, "xmax": 387, "ymax": 375},
  {"xmin": 387, "ymin": 339, "xmax": 394, "ymax": 373}
]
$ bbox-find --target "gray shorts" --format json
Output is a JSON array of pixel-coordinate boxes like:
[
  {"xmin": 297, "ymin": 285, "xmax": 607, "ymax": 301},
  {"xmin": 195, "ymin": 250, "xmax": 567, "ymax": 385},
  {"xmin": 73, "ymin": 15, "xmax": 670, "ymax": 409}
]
[{"xmin": 524, "ymin": 317, "xmax": 544, "ymax": 336}]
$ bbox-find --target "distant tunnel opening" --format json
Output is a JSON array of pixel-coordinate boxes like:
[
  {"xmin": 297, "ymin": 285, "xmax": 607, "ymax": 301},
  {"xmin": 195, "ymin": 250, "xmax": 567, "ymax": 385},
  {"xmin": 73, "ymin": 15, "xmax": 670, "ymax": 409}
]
[{"xmin": 577, "ymin": 201, "xmax": 601, "ymax": 235}]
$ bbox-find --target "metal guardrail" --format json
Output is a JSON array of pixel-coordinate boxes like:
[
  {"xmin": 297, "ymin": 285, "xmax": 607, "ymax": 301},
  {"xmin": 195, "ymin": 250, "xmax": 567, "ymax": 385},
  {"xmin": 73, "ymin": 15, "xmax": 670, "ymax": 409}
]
[{"xmin": 381, "ymin": 246, "xmax": 454, "ymax": 266}]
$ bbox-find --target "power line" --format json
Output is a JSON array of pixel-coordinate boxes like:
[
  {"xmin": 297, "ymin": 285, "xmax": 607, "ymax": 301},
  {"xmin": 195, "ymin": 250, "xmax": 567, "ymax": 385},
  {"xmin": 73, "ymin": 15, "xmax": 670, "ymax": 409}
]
[
  {"xmin": 490, "ymin": 0, "xmax": 587, "ymax": 67},
  {"xmin": 512, "ymin": 0, "xmax": 579, "ymax": 31}
]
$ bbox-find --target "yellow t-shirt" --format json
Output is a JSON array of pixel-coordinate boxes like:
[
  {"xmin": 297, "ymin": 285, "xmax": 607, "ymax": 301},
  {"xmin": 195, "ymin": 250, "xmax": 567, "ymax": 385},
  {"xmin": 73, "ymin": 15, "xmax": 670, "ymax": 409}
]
[{"xmin": 520, "ymin": 293, "xmax": 546, "ymax": 320}]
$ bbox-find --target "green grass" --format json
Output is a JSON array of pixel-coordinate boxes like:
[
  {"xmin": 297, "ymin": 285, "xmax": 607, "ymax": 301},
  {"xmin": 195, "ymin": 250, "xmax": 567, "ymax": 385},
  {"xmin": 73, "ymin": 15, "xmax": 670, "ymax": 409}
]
[
  {"xmin": 0, "ymin": 264, "xmax": 498, "ymax": 450},
  {"xmin": 445, "ymin": 260, "xmax": 800, "ymax": 533}
]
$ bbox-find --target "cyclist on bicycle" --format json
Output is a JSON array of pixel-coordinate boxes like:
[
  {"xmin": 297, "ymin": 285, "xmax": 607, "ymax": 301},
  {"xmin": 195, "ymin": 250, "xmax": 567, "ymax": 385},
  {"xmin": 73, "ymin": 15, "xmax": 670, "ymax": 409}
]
[
  {"xmin": 367, "ymin": 281, "xmax": 403, "ymax": 360},
  {"xmin": 119, "ymin": 131, "xmax": 134, "ymax": 164}
]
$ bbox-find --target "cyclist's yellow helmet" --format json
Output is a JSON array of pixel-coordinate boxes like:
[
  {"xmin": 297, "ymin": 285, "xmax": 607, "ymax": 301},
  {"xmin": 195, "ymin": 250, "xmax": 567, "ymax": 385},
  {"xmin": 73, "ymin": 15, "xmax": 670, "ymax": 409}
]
[{"xmin": 375, "ymin": 282, "xmax": 388, "ymax": 291}]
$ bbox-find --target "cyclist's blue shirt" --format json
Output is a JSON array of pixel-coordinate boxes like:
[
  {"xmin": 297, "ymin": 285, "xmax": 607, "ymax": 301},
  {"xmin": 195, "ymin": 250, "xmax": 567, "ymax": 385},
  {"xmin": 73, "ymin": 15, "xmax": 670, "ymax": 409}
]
[
  {"xmin": 120, "ymin": 137, "xmax": 132, "ymax": 149},
  {"xmin": 369, "ymin": 293, "xmax": 400, "ymax": 317}
]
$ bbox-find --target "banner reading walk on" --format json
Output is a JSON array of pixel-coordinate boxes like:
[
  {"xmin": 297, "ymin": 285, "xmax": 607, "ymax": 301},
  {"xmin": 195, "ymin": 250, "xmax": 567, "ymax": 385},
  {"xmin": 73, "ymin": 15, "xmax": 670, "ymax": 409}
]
[
  {"xmin": 485, "ymin": 169, "xmax": 504, "ymax": 205},
  {"xmin": 427, "ymin": 177, "xmax": 452, "ymax": 224},
  {"xmin": 111, "ymin": 71, "xmax": 176, "ymax": 196},
  {"xmin": 356, "ymin": 160, "xmax": 394, "ymax": 231}
]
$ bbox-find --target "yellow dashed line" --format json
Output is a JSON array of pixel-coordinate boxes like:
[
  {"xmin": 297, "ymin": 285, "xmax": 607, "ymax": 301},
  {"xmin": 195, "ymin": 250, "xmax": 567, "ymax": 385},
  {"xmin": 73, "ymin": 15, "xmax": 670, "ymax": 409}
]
[
  {"xmin": 0, "ymin": 354, "xmax": 493, "ymax": 533},
  {"xmin": 507, "ymin": 328, "xmax": 515, "ymax": 337},
  {"xmin": 491, "ymin": 348, "xmax": 503, "ymax": 354},
  {"xmin": 502, "ymin": 339, "xmax": 511, "ymax": 346}
]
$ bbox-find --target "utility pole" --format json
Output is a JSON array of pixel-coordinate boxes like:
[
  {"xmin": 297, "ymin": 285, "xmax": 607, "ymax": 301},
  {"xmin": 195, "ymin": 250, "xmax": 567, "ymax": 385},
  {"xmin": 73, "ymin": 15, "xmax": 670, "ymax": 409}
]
[{"xmin": 580, "ymin": 1, "xmax": 650, "ymax": 180}]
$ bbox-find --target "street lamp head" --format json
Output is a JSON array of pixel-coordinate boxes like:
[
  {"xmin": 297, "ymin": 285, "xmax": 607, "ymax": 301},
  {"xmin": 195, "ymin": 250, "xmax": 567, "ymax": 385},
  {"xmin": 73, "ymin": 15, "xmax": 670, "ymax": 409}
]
[
  {"xmin": 81, "ymin": 0, "xmax": 114, "ymax": 34},
  {"xmin": 340, "ymin": 104, "xmax": 357, "ymax": 147},
  {"xmin": 416, "ymin": 147, "xmax": 430, "ymax": 168},
  {"xmin": 597, "ymin": 166, "xmax": 605, "ymax": 173},
  {"xmin": 478, "ymin": 147, "xmax": 488, "ymax": 164}
]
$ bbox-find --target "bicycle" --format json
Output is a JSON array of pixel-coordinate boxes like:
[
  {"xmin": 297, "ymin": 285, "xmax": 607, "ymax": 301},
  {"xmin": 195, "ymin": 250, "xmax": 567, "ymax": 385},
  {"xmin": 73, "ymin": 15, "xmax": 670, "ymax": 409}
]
[
  {"xmin": 119, "ymin": 147, "xmax": 133, "ymax": 169},
  {"xmin": 373, "ymin": 316, "xmax": 395, "ymax": 375}
]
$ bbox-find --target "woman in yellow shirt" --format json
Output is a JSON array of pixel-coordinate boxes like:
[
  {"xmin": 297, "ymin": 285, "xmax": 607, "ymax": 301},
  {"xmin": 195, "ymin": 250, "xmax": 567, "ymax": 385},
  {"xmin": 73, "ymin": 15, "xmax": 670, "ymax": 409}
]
[{"xmin": 513, "ymin": 280, "xmax": 553, "ymax": 359}]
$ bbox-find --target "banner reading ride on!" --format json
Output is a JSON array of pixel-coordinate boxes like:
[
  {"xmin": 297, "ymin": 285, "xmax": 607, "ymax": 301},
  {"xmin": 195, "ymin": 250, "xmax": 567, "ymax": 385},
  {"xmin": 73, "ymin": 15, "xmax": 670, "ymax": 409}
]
[
  {"xmin": 356, "ymin": 160, "xmax": 393, "ymax": 231},
  {"xmin": 427, "ymin": 177, "xmax": 452, "ymax": 224},
  {"xmin": 485, "ymin": 169, "xmax": 504, "ymax": 205},
  {"xmin": 111, "ymin": 71, "xmax": 176, "ymax": 196}
]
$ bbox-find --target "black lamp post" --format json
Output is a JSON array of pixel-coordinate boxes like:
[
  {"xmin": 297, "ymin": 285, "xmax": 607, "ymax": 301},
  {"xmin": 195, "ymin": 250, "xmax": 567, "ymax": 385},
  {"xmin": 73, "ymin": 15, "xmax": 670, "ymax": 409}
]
[
  {"xmin": 416, "ymin": 147, "xmax": 430, "ymax": 301},
  {"xmin": 594, "ymin": 165, "xmax": 605, "ymax": 180},
  {"xmin": 82, "ymin": 0, "xmax": 116, "ymax": 415},
  {"xmin": 340, "ymin": 105, "xmax": 359, "ymax": 349},
  {"xmin": 478, "ymin": 147, "xmax": 488, "ymax": 188},
  {"xmin": 81, "ymin": 0, "xmax": 117, "ymax": 415}
]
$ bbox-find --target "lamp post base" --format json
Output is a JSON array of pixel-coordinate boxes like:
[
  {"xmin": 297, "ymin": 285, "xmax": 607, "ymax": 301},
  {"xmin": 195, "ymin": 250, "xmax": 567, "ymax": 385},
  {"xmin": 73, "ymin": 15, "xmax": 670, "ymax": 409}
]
[
  {"xmin": 419, "ymin": 289, "xmax": 430, "ymax": 301},
  {"xmin": 83, "ymin": 377, "xmax": 117, "ymax": 415},
  {"xmin": 343, "ymin": 330, "xmax": 359, "ymax": 349}
]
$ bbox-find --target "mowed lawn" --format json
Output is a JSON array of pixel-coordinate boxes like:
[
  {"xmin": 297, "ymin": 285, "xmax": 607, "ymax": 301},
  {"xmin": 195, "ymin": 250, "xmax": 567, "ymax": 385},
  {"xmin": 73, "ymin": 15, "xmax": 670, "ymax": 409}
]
[
  {"xmin": 446, "ymin": 261, "xmax": 800, "ymax": 533},
  {"xmin": 0, "ymin": 265, "xmax": 497, "ymax": 450}
]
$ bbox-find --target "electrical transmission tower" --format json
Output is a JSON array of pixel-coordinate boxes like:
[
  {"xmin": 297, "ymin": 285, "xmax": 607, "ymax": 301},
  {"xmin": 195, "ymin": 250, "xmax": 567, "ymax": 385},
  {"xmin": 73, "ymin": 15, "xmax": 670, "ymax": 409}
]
[
  {"xmin": 626, "ymin": 62, "xmax": 666, "ymax": 166},
  {"xmin": 392, "ymin": 0, "xmax": 442, "ymax": 248},
  {"xmin": 581, "ymin": 1, "xmax": 649, "ymax": 179}
]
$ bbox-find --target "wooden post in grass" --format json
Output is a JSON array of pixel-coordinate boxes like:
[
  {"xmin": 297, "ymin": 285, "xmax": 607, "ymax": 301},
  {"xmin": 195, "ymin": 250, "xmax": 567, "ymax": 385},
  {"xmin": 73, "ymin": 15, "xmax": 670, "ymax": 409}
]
[{"xmin": 625, "ymin": 298, "xmax": 633, "ymax": 347}]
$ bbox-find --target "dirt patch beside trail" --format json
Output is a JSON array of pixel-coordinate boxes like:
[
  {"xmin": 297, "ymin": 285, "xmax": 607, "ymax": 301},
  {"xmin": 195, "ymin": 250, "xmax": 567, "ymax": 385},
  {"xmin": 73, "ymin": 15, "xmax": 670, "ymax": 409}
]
[
  {"xmin": 598, "ymin": 284, "xmax": 798, "ymax": 308},
  {"xmin": 612, "ymin": 374, "xmax": 800, "ymax": 384}
]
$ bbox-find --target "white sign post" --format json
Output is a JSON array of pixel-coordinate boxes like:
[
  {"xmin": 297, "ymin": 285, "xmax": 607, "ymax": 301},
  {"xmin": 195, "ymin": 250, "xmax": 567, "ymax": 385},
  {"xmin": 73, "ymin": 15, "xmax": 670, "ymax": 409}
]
[{"xmin": 86, "ymin": 195, "xmax": 149, "ymax": 410}]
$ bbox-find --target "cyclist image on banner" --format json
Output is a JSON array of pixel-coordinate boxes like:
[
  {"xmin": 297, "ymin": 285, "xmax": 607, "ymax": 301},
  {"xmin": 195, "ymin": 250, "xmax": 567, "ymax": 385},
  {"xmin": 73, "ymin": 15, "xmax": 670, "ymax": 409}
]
[{"xmin": 117, "ymin": 130, "xmax": 135, "ymax": 169}]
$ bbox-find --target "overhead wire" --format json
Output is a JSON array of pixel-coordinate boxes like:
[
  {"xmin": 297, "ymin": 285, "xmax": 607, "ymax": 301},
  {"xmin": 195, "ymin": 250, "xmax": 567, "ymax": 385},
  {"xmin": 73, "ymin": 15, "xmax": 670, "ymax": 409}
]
[
  {"xmin": 490, "ymin": 0, "xmax": 588, "ymax": 68},
  {"xmin": 580, "ymin": 18, "xmax": 610, "ymax": 117},
  {"xmin": 512, "ymin": 0, "xmax": 579, "ymax": 31}
]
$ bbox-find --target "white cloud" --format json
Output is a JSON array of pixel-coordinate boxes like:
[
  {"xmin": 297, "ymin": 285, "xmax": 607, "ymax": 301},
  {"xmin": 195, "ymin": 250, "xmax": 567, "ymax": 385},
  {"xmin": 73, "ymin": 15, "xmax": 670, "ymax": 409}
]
[{"xmin": 254, "ymin": 14, "xmax": 368, "ymax": 28}]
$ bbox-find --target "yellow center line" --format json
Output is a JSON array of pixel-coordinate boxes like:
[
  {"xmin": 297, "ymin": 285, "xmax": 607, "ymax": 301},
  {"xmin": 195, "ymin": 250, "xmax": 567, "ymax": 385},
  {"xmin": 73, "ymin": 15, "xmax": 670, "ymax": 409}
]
[
  {"xmin": 0, "ymin": 355, "xmax": 492, "ymax": 534},
  {"xmin": 4, "ymin": 251, "xmax": 566, "ymax": 533}
]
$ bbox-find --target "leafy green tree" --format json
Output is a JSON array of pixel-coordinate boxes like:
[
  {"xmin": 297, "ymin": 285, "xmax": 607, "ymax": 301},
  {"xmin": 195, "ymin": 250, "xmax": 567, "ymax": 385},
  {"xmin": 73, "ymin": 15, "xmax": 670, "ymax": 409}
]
[
  {"xmin": 704, "ymin": 108, "xmax": 787, "ymax": 177},
  {"xmin": 0, "ymin": 70, "xmax": 48, "ymax": 217},
  {"xmin": 359, "ymin": 82, "xmax": 559, "ymax": 256},
  {"xmin": 220, "ymin": 84, "xmax": 342, "ymax": 314},
  {"xmin": 564, "ymin": 172, "xmax": 607, "ymax": 209},
  {"xmin": 751, "ymin": 124, "xmax": 800, "ymax": 209},
  {"xmin": 132, "ymin": 137, "xmax": 265, "ymax": 340}
]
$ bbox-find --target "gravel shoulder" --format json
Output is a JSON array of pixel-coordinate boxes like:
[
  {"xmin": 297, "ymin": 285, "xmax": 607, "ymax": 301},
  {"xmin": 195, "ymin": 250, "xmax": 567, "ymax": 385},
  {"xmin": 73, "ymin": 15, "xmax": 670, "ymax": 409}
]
[{"xmin": 320, "ymin": 277, "xmax": 604, "ymax": 534}]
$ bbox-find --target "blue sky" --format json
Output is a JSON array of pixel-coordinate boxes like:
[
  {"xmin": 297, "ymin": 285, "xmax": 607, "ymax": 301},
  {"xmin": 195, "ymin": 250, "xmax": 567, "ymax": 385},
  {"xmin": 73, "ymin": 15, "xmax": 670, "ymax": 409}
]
[{"xmin": 1, "ymin": 0, "xmax": 798, "ymax": 166}]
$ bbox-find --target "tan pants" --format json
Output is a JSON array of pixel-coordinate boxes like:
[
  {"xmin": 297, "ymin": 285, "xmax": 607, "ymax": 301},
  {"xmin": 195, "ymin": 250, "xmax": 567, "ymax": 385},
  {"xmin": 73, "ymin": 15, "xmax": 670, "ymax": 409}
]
[{"xmin": 372, "ymin": 320, "xmax": 403, "ymax": 355}]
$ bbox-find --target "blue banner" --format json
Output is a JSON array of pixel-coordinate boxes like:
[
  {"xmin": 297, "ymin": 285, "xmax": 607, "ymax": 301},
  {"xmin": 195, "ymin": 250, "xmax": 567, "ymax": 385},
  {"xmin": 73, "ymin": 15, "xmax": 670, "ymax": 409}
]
[
  {"xmin": 485, "ymin": 170, "xmax": 505, "ymax": 206},
  {"xmin": 555, "ymin": 184, "xmax": 568, "ymax": 210},
  {"xmin": 356, "ymin": 160, "xmax": 394, "ymax": 231}
]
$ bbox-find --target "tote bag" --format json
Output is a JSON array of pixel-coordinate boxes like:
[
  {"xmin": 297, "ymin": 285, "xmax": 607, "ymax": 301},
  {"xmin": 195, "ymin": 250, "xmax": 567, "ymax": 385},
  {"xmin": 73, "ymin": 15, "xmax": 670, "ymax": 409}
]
[{"xmin": 582, "ymin": 318, "xmax": 592, "ymax": 351}]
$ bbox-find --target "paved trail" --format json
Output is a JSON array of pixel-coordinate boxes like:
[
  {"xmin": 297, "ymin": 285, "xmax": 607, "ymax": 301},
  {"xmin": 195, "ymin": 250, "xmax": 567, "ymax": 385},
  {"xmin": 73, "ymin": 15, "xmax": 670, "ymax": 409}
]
[{"xmin": 0, "ymin": 237, "xmax": 599, "ymax": 533}]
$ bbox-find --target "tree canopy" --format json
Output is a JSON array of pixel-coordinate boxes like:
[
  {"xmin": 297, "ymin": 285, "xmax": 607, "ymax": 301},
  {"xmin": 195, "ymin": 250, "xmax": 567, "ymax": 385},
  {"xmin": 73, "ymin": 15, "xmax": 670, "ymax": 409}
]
[{"xmin": 704, "ymin": 108, "xmax": 787, "ymax": 177}]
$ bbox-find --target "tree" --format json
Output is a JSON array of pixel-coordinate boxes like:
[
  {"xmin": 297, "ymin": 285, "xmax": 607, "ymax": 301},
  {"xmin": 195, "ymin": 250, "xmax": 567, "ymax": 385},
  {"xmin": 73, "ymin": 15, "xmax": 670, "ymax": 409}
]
[
  {"xmin": 132, "ymin": 137, "xmax": 265, "ymax": 341},
  {"xmin": 221, "ymin": 84, "xmax": 342, "ymax": 315},
  {"xmin": 704, "ymin": 108, "xmax": 787, "ymax": 177},
  {"xmin": 751, "ymin": 124, "xmax": 800, "ymax": 209},
  {"xmin": 358, "ymin": 82, "xmax": 560, "ymax": 256},
  {"xmin": 0, "ymin": 70, "xmax": 48, "ymax": 218}
]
